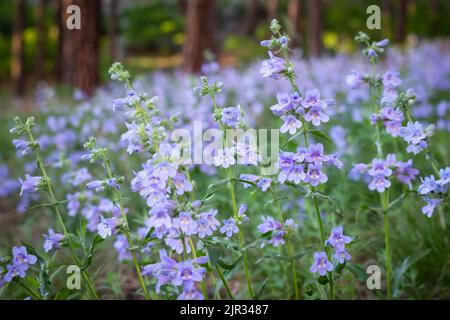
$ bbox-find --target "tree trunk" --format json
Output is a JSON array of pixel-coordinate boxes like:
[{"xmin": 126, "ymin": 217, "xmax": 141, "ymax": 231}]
[
  {"xmin": 61, "ymin": 0, "xmax": 101, "ymax": 96},
  {"xmin": 244, "ymin": 0, "xmax": 259, "ymax": 36},
  {"xmin": 109, "ymin": 0, "xmax": 119, "ymax": 61},
  {"xmin": 182, "ymin": 0, "xmax": 215, "ymax": 73},
  {"xmin": 395, "ymin": 0, "xmax": 408, "ymax": 42},
  {"xmin": 35, "ymin": 0, "xmax": 46, "ymax": 82},
  {"xmin": 267, "ymin": 0, "xmax": 278, "ymax": 20},
  {"xmin": 288, "ymin": 0, "xmax": 302, "ymax": 46},
  {"xmin": 307, "ymin": 0, "xmax": 322, "ymax": 57},
  {"xmin": 11, "ymin": 0, "xmax": 26, "ymax": 96}
]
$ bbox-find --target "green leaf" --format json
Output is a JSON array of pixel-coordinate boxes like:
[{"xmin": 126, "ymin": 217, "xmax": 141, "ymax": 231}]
[
  {"xmin": 347, "ymin": 263, "xmax": 368, "ymax": 282},
  {"xmin": 335, "ymin": 261, "xmax": 346, "ymax": 274},
  {"xmin": 253, "ymin": 277, "xmax": 269, "ymax": 299},
  {"xmin": 308, "ymin": 130, "xmax": 333, "ymax": 144},
  {"xmin": 317, "ymin": 275, "xmax": 329, "ymax": 285},
  {"xmin": 393, "ymin": 249, "xmax": 430, "ymax": 298},
  {"xmin": 217, "ymin": 256, "xmax": 243, "ymax": 271}
]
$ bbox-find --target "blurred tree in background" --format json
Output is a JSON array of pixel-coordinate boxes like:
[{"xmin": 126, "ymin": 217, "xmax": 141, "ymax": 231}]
[{"xmin": 1, "ymin": 0, "xmax": 450, "ymax": 97}]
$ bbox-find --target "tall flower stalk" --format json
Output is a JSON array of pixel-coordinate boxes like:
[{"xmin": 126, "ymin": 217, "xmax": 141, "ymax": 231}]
[
  {"xmin": 83, "ymin": 137, "xmax": 151, "ymax": 300},
  {"xmin": 10, "ymin": 117, "xmax": 99, "ymax": 300},
  {"xmin": 258, "ymin": 19, "xmax": 346, "ymax": 299}
]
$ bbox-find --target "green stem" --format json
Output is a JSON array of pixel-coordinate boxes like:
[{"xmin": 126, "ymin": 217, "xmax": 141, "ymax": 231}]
[
  {"xmin": 104, "ymin": 161, "xmax": 150, "ymax": 300},
  {"xmin": 215, "ymin": 266, "xmax": 234, "ymax": 300},
  {"xmin": 27, "ymin": 130, "xmax": 99, "ymax": 300},
  {"xmin": 226, "ymin": 168, "xmax": 254, "ymax": 299},
  {"xmin": 188, "ymin": 238, "xmax": 208, "ymax": 300},
  {"xmin": 381, "ymin": 191, "xmax": 392, "ymax": 299},
  {"xmin": 271, "ymin": 188, "xmax": 299, "ymax": 300}
]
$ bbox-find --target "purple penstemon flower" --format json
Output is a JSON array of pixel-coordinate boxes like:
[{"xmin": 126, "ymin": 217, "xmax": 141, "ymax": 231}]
[
  {"xmin": 173, "ymin": 211, "xmax": 198, "ymax": 236},
  {"xmin": 259, "ymin": 51, "xmax": 285, "ymax": 79},
  {"xmin": 256, "ymin": 177, "xmax": 272, "ymax": 192},
  {"xmin": 304, "ymin": 105, "xmax": 330, "ymax": 127},
  {"xmin": 173, "ymin": 261, "xmax": 206, "ymax": 287},
  {"xmin": 220, "ymin": 218, "xmax": 239, "ymax": 238},
  {"xmin": 97, "ymin": 216, "xmax": 120, "ymax": 239},
  {"xmin": 86, "ymin": 180, "xmax": 105, "ymax": 192},
  {"xmin": 368, "ymin": 175, "xmax": 391, "ymax": 193},
  {"xmin": 43, "ymin": 229, "xmax": 65, "ymax": 252},
  {"xmin": 177, "ymin": 282, "xmax": 204, "ymax": 300},
  {"xmin": 368, "ymin": 159, "xmax": 392, "ymax": 177},
  {"xmin": 270, "ymin": 92, "xmax": 294, "ymax": 116},
  {"xmin": 3, "ymin": 263, "xmax": 28, "ymax": 282},
  {"xmin": 334, "ymin": 249, "xmax": 351, "ymax": 264},
  {"xmin": 12, "ymin": 246, "xmax": 37, "ymax": 267},
  {"xmin": 304, "ymin": 164, "xmax": 328, "ymax": 187},
  {"xmin": 213, "ymin": 148, "xmax": 236, "ymax": 168},
  {"xmin": 421, "ymin": 198, "xmax": 442, "ymax": 218},
  {"xmin": 199, "ymin": 209, "xmax": 220, "ymax": 231},
  {"xmin": 280, "ymin": 115, "xmax": 302, "ymax": 134},
  {"xmin": 394, "ymin": 160, "xmax": 419, "ymax": 188},
  {"xmin": 310, "ymin": 251, "xmax": 333, "ymax": 276},
  {"xmin": 326, "ymin": 226, "xmax": 352, "ymax": 250},
  {"xmin": 19, "ymin": 175, "xmax": 42, "ymax": 196},
  {"xmin": 172, "ymin": 173, "xmax": 193, "ymax": 195},
  {"xmin": 114, "ymin": 235, "xmax": 132, "ymax": 261},
  {"xmin": 12, "ymin": 139, "xmax": 32, "ymax": 155},
  {"xmin": 382, "ymin": 70, "xmax": 402, "ymax": 88},
  {"xmin": 305, "ymin": 143, "xmax": 328, "ymax": 166},
  {"xmin": 287, "ymin": 164, "xmax": 305, "ymax": 184},
  {"xmin": 239, "ymin": 174, "xmax": 260, "ymax": 188},
  {"xmin": 221, "ymin": 106, "xmax": 241, "ymax": 128},
  {"xmin": 399, "ymin": 121, "xmax": 426, "ymax": 145},
  {"xmin": 346, "ymin": 70, "xmax": 365, "ymax": 89}
]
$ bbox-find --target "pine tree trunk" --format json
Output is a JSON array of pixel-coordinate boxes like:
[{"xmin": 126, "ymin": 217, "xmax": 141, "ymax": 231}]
[
  {"xmin": 395, "ymin": 0, "xmax": 408, "ymax": 42},
  {"xmin": 307, "ymin": 0, "xmax": 322, "ymax": 57},
  {"xmin": 11, "ymin": 0, "xmax": 26, "ymax": 96},
  {"xmin": 267, "ymin": 0, "xmax": 278, "ymax": 20},
  {"xmin": 71, "ymin": 0, "xmax": 101, "ymax": 96},
  {"xmin": 35, "ymin": 0, "xmax": 46, "ymax": 82},
  {"xmin": 288, "ymin": 0, "xmax": 302, "ymax": 46},
  {"xmin": 182, "ymin": 0, "xmax": 215, "ymax": 73}
]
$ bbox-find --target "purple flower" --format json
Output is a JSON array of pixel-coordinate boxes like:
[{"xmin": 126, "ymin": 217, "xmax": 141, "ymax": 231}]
[
  {"xmin": 173, "ymin": 261, "xmax": 206, "ymax": 287},
  {"xmin": 12, "ymin": 139, "xmax": 31, "ymax": 155},
  {"xmin": 213, "ymin": 148, "xmax": 236, "ymax": 168},
  {"xmin": 257, "ymin": 216, "xmax": 282, "ymax": 234},
  {"xmin": 43, "ymin": 229, "xmax": 65, "ymax": 252},
  {"xmin": 287, "ymin": 164, "xmax": 305, "ymax": 184},
  {"xmin": 306, "ymin": 143, "xmax": 328, "ymax": 166},
  {"xmin": 172, "ymin": 173, "xmax": 193, "ymax": 195},
  {"xmin": 334, "ymin": 249, "xmax": 351, "ymax": 264},
  {"xmin": 301, "ymin": 89, "xmax": 324, "ymax": 109},
  {"xmin": 382, "ymin": 70, "xmax": 402, "ymax": 88},
  {"xmin": 376, "ymin": 39, "xmax": 389, "ymax": 47},
  {"xmin": 239, "ymin": 174, "xmax": 260, "ymax": 188},
  {"xmin": 368, "ymin": 175, "xmax": 391, "ymax": 193},
  {"xmin": 114, "ymin": 235, "xmax": 132, "ymax": 261},
  {"xmin": 304, "ymin": 164, "xmax": 328, "ymax": 187},
  {"xmin": 19, "ymin": 175, "xmax": 42, "ymax": 196},
  {"xmin": 12, "ymin": 246, "xmax": 37, "ymax": 267},
  {"xmin": 220, "ymin": 218, "xmax": 239, "ymax": 238},
  {"xmin": 259, "ymin": 51, "xmax": 285, "ymax": 79},
  {"xmin": 221, "ymin": 106, "xmax": 241, "ymax": 128},
  {"xmin": 368, "ymin": 159, "xmax": 392, "ymax": 177},
  {"xmin": 280, "ymin": 115, "xmax": 302, "ymax": 134},
  {"xmin": 310, "ymin": 252, "xmax": 333, "ymax": 276},
  {"xmin": 195, "ymin": 218, "xmax": 213, "ymax": 238},
  {"xmin": 326, "ymin": 226, "xmax": 352, "ymax": 250},
  {"xmin": 257, "ymin": 177, "xmax": 272, "ymax": 192},
  {"xmin": 304, "ymin": 106, "xmax": 330, "ymax": 127},
  {"xmin": 394, "ymin": 160, "xmax": 419, "ymax": 188},
  {"xmin": 4, "ymin": 263, "xmax": 28, "ymax": 282},
  {"xmin": 177, "ymin": 283, "xmax": 204, "ymax": 300},
  {"xmin": 421, "ymin": 198, "xmax": 442, "ymax": 218},
  {"xmin": 399, "ymin": 122, "xmax": 426, "ymax": 145},
  {"xmin": 418, "ymin": 176, "xmax": 439, "ymax": 195},
  {"xmin": 199, "ymin": 209, "xmax": 220, "ymax": 232},
  {"xmin": 346, "ymin": 70, "xmax": 365, "ymax": 89},
  {"xmin": 173, "ymin": 212, "xmax": 197, "ymax": 236},
  {"xmin": 270, "ymin": 93, "xmax": 294, "ymax": 116},
  {"xmin": 97, "ymin": 216, "xmax": 120, "ymax": 239},
  {"xmin": 86, "ymin": 180, "xmax": 104, "ymax": 192}
]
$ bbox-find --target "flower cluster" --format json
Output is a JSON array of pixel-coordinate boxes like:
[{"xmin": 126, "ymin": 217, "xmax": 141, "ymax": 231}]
[
  {"xmin": 351, "ymin": 154, "xmax": 419, "ymax": 192},
  {"xmin": 418, "ymin": 167, "xmax": 449, "ymax": 217},
  {"xmin": 277, "ymin": 143, "xmax": 342, "ymax": 187},
  {"xmin": 325, "ymin": 226, "xmax": 352, "ymax": 264},
  {"xmin": 2, "ymin": 247, "xmax": 37, "ymax": 283},
  {"xmin": 398, "ymin": 121, "xmax": 435, "ymax": 154},
  {"xmin": 257, "ymin": 216, "xmax": 298, "ymax": 247},
  {"xmin": 142, "ymin": 250, "xmax": 207, "ymax": 300}
]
